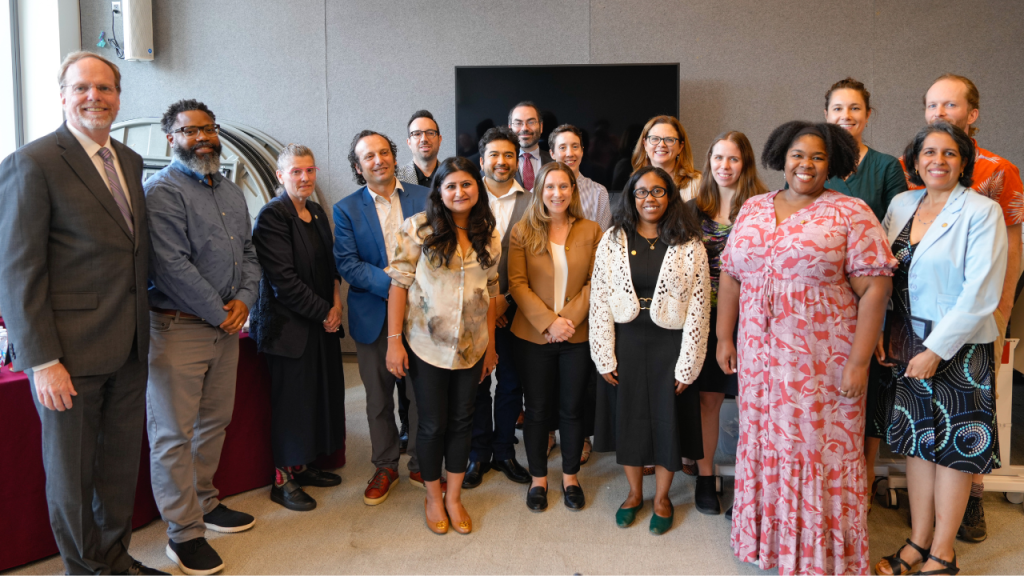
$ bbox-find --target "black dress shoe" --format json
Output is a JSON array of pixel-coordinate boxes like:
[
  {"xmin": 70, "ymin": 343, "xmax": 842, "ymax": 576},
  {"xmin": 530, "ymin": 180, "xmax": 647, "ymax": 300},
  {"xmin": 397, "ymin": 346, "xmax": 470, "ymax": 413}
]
[
  {"xmin": 726, "ymin": 505, "xmax": 733, "ymax": 521},
  {"xmin": 462, "ymin": 460, "xmax": 490, "ymax": 489},
  {"xmin": 563, "ymin": 482, "xmax": 585, "ymax": 510},
  {"xmin": 293, "ymin": 466, "xmax": 341, "ymax": 487},
  {"xmin": 491, "ymin": 456, "xmax": 531, "ymax": 483},
  {"xmin": 118, "ymin": 559, "xmax": 169, "ymax": 575},
  {"xmin": 526, "ymin": 485, "xmax": 548, "ymax": 511},
  {"xmin": 399, "ymin": 423, "xmax": 409, "ymax": 454},
  {"xmin": 694, "ymin": 475, "xmax": 721, "ymax": 515},
  {"xmin": 271, "ymin": 480, "xmax": 317, "ymax": 511}
]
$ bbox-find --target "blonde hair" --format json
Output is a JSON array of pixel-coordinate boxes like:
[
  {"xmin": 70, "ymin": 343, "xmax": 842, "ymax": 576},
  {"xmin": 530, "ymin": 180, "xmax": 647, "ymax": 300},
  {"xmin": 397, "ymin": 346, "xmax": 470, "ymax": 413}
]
[
  {"xmin": 58, "ymin": 51, "xmax": 121, "ymax": 92},
  {"xmin": 513, "ymin": 162, "xmax": 585, "ymax": 255},
  {"xmin": 630, "ymin": 115, "xmax": 699, "ymax": 190}
]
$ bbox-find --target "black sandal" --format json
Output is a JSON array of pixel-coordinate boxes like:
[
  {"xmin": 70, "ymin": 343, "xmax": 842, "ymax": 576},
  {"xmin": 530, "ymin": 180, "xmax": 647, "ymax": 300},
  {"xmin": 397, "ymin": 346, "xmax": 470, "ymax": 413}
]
[
  {"xmin": 916, "ymin": 552, "xmax": 959, "ymax": 575},
  {"xmin": 874, "ymin": 538, "xmax": 929, "ymax": 575}
]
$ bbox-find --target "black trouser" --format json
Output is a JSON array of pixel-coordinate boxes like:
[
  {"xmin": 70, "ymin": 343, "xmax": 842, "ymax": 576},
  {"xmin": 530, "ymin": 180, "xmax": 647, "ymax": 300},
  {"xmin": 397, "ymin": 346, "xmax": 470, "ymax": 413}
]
[
  {"xmin": 408, "ymin": 346, "xmax": 482, "ymax": 482},
  {"xmin": 514, "ymin": 338, "xmax": 590, "ymax": 477}
]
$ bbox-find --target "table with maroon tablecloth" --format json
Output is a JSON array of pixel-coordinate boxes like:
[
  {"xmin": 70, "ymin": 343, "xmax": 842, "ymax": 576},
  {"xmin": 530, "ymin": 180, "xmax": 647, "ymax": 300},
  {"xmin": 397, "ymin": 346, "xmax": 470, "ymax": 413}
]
[{"xmin": 0, "ymin": 334, "xmax": 345, "ymax": 572}]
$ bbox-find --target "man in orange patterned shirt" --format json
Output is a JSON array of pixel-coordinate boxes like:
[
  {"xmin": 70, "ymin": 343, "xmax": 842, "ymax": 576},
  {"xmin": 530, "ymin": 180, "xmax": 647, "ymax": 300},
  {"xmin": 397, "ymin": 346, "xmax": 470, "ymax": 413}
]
[{"xmin": 901, "ymin": 73, "xmax": 1023, "ymax": 545}]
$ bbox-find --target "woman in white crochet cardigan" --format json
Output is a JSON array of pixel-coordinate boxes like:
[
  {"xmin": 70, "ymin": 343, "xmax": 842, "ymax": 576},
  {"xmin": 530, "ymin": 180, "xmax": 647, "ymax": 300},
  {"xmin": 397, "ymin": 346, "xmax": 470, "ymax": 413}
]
[{"xmin": 589, "ymin": 166, "xmax": 711, "ymax": 535}]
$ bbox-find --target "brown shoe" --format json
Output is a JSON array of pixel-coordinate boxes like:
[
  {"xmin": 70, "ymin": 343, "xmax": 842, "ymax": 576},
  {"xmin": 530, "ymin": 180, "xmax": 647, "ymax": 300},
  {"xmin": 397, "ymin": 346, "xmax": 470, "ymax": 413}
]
[
  {"xmin": 424, "ymin": 499, "xmax": 448, "ymax": 535},
  {"xmin": 446, "ymin": 502, "xmax": 472, "ymax": 535},
  {"xmin": 363, "ymin": 467, "xmax": 398, "ymax": 505},
  {"xmin": 642, "ymin": 466, "xmax": 655, "ymax": 476},
  {"xmin": 409, "ymin": 471, "xmax": 448, "ymax": 494}
]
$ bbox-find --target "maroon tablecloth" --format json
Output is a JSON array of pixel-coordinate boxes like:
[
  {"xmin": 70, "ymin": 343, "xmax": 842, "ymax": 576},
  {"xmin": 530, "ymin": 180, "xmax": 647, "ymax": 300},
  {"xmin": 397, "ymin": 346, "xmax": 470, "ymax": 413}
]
[{"xmin": 0, "ymin": 334, "xmax": 345, "ymax": 571}]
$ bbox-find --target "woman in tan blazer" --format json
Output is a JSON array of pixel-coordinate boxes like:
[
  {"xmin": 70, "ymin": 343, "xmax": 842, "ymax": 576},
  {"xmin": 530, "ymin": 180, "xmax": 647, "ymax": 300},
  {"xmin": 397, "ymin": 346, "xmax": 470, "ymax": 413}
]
[{"xmin": 507, "ymin": 162, "xmax": 603, "ymax": 512}]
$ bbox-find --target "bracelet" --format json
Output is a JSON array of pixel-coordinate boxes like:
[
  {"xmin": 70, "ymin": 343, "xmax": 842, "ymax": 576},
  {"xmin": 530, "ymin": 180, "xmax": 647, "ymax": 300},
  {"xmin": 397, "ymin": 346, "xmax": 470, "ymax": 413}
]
[{"xmin": 387, "ymin": 333, "xmax": 402, "ymax": 339}]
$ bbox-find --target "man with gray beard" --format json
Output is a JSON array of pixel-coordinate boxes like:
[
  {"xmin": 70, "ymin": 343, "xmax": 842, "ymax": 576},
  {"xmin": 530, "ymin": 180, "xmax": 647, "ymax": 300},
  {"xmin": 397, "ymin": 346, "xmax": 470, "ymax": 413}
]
[{"xmin": 144, "ymin": 99, "xmax": 260, "ymax": 575}]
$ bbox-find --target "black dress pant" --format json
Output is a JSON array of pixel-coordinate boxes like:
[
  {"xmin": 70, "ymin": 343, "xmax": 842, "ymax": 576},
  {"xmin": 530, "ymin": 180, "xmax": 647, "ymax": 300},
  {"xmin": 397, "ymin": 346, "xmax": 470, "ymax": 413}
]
[
  {"xmin": 514, "ymin": 338, "xmax": 590, "ymax": 477},
  {"xmin": 407, "ymin": 346, "xmax": 482, "ymax": 482}
]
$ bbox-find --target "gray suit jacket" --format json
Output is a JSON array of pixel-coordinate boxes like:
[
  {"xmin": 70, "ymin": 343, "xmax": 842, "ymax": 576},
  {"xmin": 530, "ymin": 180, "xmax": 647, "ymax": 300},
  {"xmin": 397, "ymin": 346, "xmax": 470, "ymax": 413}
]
[
  {"xmin": 0, "ymin": 123, "xmax": 150, "ymax": 375},
  {"xmin": 498, "ymin": 188, "xmax": 533, "ymax": 295}
]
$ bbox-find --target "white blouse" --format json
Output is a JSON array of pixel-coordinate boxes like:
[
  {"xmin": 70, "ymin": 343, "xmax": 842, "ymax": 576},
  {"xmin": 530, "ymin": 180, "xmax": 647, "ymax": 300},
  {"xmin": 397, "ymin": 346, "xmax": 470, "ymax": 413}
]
[{"xmin": 550, "ymin": 242, "xmax": 568, "ymax": 314}]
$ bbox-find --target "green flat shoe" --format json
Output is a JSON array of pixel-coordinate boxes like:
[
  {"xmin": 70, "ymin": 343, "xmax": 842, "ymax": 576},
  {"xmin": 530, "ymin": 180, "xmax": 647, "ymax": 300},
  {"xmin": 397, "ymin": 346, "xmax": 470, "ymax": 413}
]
[
  {"xmin": 615, "ymin": 502, "xmax": 643, "ymax": 528},
  {"xmin": 649, "ymin": 506, "xmax": 674, "ymax": 535}
]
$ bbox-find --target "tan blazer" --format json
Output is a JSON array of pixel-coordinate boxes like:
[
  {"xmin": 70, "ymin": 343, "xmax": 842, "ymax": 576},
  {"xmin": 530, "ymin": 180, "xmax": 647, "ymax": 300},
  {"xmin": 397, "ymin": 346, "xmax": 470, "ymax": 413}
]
[{"xmin": 507, "ymin": 218, "xmax": 603, "ymax": 345}]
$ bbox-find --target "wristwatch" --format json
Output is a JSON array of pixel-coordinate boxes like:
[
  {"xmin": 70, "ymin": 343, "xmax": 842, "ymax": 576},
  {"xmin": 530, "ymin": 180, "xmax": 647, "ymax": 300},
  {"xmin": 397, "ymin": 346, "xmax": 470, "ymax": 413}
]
[{"xmin": 504, "ymin": 293, "xmax": 514, "ymax": 306}]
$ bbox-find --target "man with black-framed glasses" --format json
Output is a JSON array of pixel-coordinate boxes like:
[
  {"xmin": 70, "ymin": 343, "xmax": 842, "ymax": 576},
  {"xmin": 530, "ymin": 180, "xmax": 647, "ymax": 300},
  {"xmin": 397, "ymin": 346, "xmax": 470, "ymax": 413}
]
[
  {"xmin": 508, "ymin": 101, "xmax": 552, "ymax": 190},
  {"xmin": 397, "ymin": 109, "xmax": 442, "ymax": 189},
  {"xmin": 144, "ymin": 99, "xmax": 260, "ymax": 575}
]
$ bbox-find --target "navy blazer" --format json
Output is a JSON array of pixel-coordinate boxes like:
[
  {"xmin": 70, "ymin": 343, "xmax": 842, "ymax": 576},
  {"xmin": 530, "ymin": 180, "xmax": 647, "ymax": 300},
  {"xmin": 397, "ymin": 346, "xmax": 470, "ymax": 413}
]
[
  {"xmin": 333, "ymin": 182, "xmax": 429, "ymax": 344},
  {"xmin": 250, "ymin": 192, "xmax": 340, "ymax": 358}
]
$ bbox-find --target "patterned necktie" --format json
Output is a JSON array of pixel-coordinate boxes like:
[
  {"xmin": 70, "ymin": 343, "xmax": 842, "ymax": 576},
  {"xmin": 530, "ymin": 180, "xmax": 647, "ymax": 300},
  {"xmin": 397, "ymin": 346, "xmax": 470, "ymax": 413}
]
[
  {"xmin": 522, "ymin": 152, "xmax": 535, "ymax": 191},
  {"xmin": 97, "ymin": 147, "xmax": 134, "ymax": 236}
]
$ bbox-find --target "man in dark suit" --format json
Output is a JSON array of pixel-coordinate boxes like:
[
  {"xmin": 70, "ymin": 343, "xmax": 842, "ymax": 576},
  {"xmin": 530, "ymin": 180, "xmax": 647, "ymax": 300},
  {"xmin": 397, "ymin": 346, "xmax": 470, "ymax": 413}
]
[
  {"xmin": 464, "ymin": 127, "xmax": 533, "ymax": 488},
  {"xmin": 0, "ymin": 52, "xmax": 161, "ymax": 575},
  {"xmin": 509, "ymin": 101, "xmax": 552, "ymax": 190},
  {"xmin": 333, "ymin": 130, "xmax": 433, "ymax": 505}
]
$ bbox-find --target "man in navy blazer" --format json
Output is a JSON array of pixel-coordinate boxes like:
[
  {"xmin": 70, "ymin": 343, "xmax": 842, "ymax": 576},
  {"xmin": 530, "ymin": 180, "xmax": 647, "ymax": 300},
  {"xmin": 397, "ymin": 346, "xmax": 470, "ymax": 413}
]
[{"xmin": 333, "ymin": 130, "xmax": 431, "ymax": 505}]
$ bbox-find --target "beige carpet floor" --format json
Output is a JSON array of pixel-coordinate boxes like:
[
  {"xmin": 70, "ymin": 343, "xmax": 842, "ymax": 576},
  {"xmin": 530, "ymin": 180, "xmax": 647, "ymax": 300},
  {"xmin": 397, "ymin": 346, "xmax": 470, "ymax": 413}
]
[{"xmin": 8, "ymin": 359, "xmax": 1024, "ymax": 575}]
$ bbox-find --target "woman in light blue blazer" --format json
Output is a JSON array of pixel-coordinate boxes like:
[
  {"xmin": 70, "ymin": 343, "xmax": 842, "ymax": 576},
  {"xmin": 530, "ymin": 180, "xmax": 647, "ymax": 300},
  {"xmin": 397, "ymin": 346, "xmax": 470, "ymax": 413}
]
[{"xmin": 874, "ymin": 121, "xmax": 1006, "ymax": 576}]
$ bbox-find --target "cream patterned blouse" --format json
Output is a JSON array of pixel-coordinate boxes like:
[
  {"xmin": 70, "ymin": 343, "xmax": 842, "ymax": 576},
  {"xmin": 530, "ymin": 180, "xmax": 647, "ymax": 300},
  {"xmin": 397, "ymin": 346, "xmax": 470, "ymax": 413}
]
[{"xmin": 386, "ymin": 212, "xmax": 501, "ymax": 370}]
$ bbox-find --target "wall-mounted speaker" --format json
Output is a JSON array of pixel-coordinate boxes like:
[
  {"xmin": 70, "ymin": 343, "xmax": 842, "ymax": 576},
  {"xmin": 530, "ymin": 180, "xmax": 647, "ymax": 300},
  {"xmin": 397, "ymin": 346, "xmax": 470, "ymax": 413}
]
[{"xmin": 122, "ymin": 0, "xmax": 153, "ymax": 61}]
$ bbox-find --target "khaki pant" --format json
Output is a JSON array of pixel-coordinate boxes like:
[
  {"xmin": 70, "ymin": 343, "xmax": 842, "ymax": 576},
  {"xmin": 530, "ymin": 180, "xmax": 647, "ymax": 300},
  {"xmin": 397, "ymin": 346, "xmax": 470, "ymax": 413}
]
[{"xmin": 993, "ymin": 309, "xmax": 1008, "ymax": 389}]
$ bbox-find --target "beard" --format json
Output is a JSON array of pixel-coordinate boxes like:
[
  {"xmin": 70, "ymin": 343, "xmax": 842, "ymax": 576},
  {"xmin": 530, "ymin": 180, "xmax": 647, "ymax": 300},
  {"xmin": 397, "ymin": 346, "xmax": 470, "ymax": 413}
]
[{"xmin": 173, "ymin": 141, "xmax": 223, "ymax": 176}]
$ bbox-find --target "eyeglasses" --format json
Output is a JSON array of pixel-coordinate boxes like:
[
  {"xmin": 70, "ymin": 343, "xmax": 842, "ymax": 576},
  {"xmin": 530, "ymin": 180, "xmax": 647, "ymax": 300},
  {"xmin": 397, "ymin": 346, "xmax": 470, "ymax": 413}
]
[
  {"xmin": 646, "ymin": 135, "xmax": 681, "ymax": 146},
  {"xmin": 632, "ymin": 187, "xmax": 668, "ymax": 199},
  {"xmin": 287, "ymin": 167, "xmax": 319, "ymax": 178},
  {"xmin": 510, "ymin": 119, "xmax": 539, "ymax": 129},
  {"xmin": 409, "ymin": 129, "xmax": 439, "ymax": 139},
  {"xmin": 171, "ymin": 124, "xmax": 221, "ymax": 137},
  {"xmin": 63, "ymin": 83, "xmax": 117, "ymax": 95}
]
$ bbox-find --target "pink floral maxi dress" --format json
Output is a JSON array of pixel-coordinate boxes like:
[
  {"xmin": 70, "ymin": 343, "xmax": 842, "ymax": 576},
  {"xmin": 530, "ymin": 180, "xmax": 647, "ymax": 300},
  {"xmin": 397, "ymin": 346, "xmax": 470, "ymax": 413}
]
[{"xmin": 720, "ymin": 191, "xmax": 896, "ymax": 575}]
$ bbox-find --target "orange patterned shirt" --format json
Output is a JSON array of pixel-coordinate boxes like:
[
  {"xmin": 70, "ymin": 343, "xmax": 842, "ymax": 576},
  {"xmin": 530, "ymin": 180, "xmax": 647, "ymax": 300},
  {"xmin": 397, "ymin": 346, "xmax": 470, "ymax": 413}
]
[{"xmin": 901, "ymin": 139, "xmax": 1024, "ymax": 226}]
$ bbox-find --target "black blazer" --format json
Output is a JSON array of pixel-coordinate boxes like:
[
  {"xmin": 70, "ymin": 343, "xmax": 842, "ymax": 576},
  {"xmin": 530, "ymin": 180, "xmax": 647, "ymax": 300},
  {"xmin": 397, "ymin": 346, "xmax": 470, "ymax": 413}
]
[{"xmin": 250, "ymin": 192, "xmax": 341, "ymax": 358}]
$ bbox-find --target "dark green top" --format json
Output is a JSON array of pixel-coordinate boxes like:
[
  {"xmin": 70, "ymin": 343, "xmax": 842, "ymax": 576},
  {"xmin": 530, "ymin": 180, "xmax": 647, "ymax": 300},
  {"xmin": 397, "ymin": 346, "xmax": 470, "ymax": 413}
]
[{"xmin": 824, "ymin": 146, "xmax": 906, "ymax": 223}]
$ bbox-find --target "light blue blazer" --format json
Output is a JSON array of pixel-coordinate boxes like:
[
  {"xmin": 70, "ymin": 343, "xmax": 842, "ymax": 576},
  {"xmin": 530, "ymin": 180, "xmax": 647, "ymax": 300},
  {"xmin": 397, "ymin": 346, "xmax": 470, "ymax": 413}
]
[{"xmin": 881, "ymin": 184, "xmax": 1007, "ymax": 360}]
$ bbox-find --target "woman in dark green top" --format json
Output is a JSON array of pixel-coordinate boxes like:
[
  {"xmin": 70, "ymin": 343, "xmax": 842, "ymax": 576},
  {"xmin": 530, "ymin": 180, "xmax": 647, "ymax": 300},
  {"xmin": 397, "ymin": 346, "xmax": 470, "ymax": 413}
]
[{"xmin": 824, "ymin": 77, "xmax": 907, "ymax": 502}]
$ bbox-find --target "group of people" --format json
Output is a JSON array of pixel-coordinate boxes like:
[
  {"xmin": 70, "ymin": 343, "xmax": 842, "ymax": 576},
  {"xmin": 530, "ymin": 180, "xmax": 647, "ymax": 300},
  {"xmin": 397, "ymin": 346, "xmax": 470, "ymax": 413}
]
[{"xmin": 0, "ymin": 48, "xmax": 1019, "ymax": 576}]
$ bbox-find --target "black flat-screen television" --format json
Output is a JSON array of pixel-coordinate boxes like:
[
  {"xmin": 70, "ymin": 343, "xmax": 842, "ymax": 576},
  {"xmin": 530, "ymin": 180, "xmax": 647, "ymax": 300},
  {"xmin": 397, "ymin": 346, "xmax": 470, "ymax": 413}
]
[{"xmin": 455, "ymin": 64, "xmax": 680, "ymax": 190}]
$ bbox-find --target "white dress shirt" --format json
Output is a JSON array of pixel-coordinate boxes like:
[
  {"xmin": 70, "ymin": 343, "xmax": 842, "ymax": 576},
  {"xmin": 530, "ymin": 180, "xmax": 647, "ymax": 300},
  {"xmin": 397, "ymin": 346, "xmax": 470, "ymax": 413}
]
[
  {"xmin": 34, "ymin": 125, "xmax": 134, "ymax": 373},
  {"xmin": 486, "ymin": 178, "xmax": 525, "ymax": 240},
  {"xmin": 367, "ymin": 179, "xmax": 405, "ymax": 261}
]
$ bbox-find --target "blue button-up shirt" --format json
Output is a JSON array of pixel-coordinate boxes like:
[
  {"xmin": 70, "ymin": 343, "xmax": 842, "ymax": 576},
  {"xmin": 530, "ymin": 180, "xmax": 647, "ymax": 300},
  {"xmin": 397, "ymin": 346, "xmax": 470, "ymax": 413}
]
[{"xmin": 145, "ymin": 160, "xmax": 260, "ymax": 326}]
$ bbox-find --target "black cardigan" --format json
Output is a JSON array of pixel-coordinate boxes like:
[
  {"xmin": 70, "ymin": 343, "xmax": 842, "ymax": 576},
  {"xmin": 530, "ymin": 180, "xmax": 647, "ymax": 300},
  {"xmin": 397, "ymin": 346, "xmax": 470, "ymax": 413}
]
[{"xmin": 250, "ymin": 192, "xmax": 341, "ymax": 358}]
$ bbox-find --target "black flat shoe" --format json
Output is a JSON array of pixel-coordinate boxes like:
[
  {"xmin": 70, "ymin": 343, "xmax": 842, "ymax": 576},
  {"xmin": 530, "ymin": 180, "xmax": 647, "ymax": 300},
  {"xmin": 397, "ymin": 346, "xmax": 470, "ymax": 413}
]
[
  {"xmin": 694, "ymin": 475, "xmax": 721, "ymax": 515},
  {"xmin": 293, "ymin": 466, "xmax": 341, "ymax": 487},
  {"xmin": 463, "ymin": 460, "xmax": 489, "ymax": 489},
  {"xmin": 563, "ymin": 482, "xmax": 585, "ymax": 510},
  {"xmin": 526, "ymin": 486, "xmax": 548, "ymax": 511},
  {"xmin": 491, "ymin": 456, "xmax": 531, "ymax": 483},
  {"xmin": 271, "ymin": 480, "xmax": 317, "ymax": 512}
]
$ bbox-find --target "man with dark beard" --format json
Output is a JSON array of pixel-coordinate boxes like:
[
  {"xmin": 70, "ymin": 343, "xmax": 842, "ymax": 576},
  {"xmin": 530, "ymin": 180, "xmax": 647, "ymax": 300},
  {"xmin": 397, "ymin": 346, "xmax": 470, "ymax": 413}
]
[{"xmin": 144, "ymin": 99, "xmax": 260, "ymax": 575}]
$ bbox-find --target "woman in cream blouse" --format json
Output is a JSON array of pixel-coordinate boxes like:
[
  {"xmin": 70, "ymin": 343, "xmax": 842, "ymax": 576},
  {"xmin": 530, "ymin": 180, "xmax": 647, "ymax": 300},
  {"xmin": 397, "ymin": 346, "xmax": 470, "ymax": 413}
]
[
  {"xmin": 386, "ymin": 156, "xmax": 500, "ymax": 536},
  {"xmin": 506, "ymin": 162, "xmax": 603, "ymax": 512}
]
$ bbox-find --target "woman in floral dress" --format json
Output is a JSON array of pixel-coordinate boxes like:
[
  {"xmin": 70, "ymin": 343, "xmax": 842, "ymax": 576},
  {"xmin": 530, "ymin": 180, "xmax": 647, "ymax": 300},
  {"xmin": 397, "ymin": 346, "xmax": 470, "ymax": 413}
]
[{"xmin": 716, "ymin": 121, "xmax": 896, "ymax": 574}]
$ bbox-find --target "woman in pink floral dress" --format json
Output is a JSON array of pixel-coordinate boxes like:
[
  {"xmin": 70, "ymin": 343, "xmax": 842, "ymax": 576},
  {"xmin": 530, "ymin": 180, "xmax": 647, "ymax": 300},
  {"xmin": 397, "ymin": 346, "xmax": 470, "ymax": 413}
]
[{"xmin": 716, "ymin": 121, "xmax": 896, "ymax": 575}]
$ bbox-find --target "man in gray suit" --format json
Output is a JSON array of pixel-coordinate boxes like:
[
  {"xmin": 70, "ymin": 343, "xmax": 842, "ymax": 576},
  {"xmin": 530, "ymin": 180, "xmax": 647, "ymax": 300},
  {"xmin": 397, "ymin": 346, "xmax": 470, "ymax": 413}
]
[{"xmin": 0, "ymin": 52, "xmax": 161, "ymax": 575}]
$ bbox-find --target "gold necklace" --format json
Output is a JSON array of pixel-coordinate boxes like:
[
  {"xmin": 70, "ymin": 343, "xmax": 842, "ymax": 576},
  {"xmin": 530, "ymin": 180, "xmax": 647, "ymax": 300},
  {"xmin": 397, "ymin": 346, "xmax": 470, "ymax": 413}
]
[{"xmin": 631, "ymin": 231, "xmax": 658, "ymax": 255}]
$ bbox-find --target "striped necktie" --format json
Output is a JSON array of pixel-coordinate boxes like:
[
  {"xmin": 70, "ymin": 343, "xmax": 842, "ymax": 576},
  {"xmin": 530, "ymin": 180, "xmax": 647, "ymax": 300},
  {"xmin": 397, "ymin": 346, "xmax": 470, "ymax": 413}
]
[{"xmin": 97, "ymin": 147, "xmax": 134, "ymax": 236}]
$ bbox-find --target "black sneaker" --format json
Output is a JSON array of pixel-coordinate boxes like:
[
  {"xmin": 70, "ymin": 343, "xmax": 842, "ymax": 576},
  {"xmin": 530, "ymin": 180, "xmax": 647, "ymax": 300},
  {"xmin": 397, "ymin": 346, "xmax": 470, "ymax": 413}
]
[
  {"xmin": 202, "ymin": 503, "xmax": 255, "ymax": 533},
  {"xmin": 293, "ymin": 466, "xmax": 341, "ymax": 487},
  {"xmin": 694, "ymin": 475, "xmax": 721, "ymax": 515},
  {"xmin": 957, "ymin": 495, "xmax": 987, "ymax": 542},
  {"xmin": 166, "ymin": 537, "xmax": 224, "ymax": 575},
  {"xmin": 118, "ymin": 559, "xmax": 169, "ymax": 575}
]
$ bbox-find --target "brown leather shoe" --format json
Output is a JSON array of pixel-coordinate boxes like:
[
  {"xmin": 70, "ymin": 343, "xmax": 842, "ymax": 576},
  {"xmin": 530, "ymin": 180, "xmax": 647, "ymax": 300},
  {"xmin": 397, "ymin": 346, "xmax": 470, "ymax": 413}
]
[
  {"xmin": 447, "ymin": 503, "xmax": 472, "ymax": 535},
  {"xmin": 408, "ymin": 471, "xmax": 448, "ymax": 494},
  {"xmin": 424, "ymin": 499, "xmax": 448, "ymax": 535},
  {"xmin": 363, "ymin": 467, "xmax": 398, "ymax": 505}
]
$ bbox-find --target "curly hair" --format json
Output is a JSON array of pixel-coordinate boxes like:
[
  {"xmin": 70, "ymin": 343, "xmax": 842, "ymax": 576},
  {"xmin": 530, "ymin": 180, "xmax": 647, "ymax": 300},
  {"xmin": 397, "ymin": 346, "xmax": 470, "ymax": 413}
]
[
  {"xmin": 611, "ymin": 166, "xmax": 700, "ymax": 247},
  {"xmin": 903, "ymin": 121, "xmax": 975, "ymax": 188},
  {"xmin": 420, "ymin": 157, "xmax": 497, "ymax": 269},
  {"xmin": 761, "ymin": 121, "xmax": 859, "ymax": 181},
  {"xmin": 347, "ymin": 130, "xmax": 398, "ymax": 186},
  {"xmin": 160, "ymin": 99, "xmax": 216, "ymax": 134}
]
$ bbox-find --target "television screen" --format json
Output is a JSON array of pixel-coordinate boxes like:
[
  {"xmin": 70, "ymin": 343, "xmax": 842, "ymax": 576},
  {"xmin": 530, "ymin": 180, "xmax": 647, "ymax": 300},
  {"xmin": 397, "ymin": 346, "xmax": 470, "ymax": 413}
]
[{"xmin": 455, "ymin": 64, "xmax": 680, "ymax": 190}]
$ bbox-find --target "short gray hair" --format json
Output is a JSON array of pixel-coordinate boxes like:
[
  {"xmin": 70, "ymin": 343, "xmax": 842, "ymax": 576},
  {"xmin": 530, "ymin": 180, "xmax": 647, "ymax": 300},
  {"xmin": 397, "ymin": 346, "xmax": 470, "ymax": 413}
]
[{"xmin": 277, "ymin": 143, "xmax": 316, "ymax": 171}]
